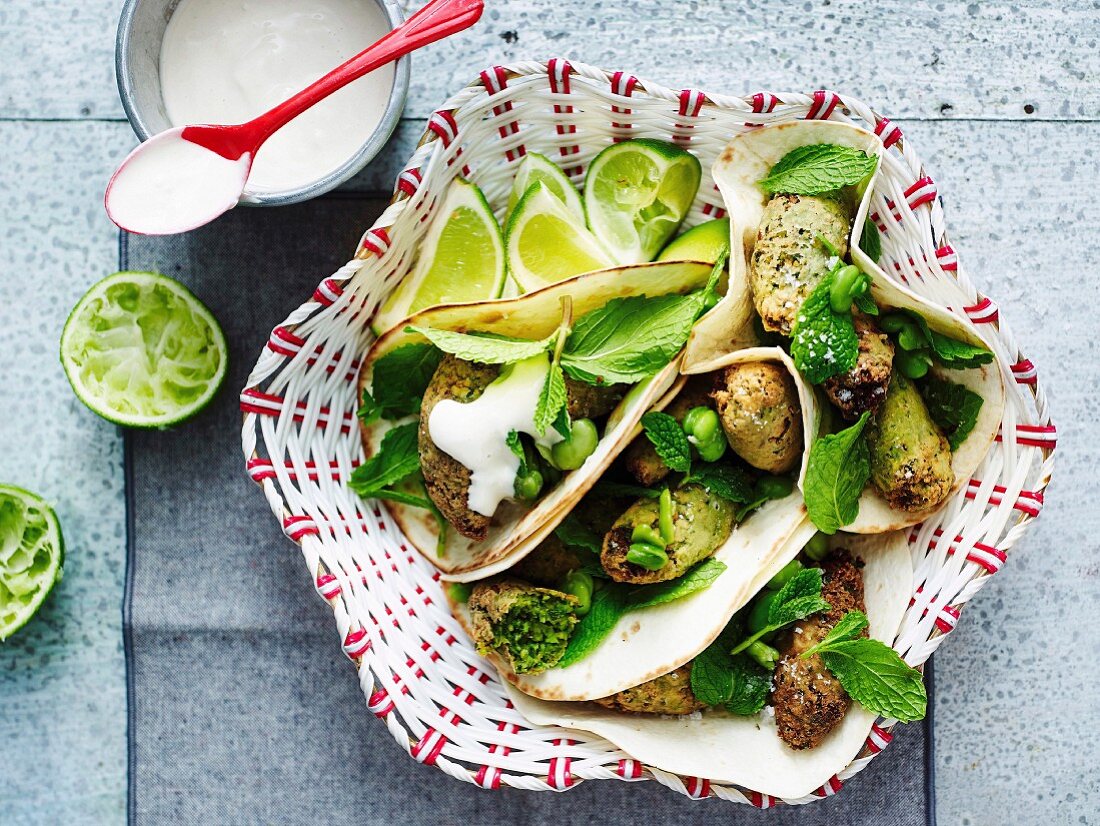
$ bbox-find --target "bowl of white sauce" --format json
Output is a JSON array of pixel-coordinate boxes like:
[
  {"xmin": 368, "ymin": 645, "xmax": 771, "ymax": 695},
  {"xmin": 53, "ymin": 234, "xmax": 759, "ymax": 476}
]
[{"xmin": 116, "ymin": 0, "xmax": 409, "ymax": 206}]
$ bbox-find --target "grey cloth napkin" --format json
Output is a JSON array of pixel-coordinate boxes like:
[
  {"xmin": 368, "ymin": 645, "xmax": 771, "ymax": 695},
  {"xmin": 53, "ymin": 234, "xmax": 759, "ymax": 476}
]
[{"xmin": 122, "ymin": 193, "xmax": 935, "ymax": 825}]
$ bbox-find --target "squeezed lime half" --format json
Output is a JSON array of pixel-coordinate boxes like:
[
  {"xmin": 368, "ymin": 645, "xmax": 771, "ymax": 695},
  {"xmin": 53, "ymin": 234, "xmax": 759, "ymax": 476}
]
[
  {"xmin": 0, "ymin": 485, "xmax": 63, "ymax": 641},
  {"xmin": 373, "ymin": 177, "xmax": 506, "ymax": 335},
  {"xmin": 584, "ymin": 138, "xmax": 702, "ymax": 265},
  {"xmin": 60, "ymin": 271, "xmax": 227, "ymax": 428},
  {"xmin": 506, "ymin": 181, "xmax": 615, "ymax": 292}
]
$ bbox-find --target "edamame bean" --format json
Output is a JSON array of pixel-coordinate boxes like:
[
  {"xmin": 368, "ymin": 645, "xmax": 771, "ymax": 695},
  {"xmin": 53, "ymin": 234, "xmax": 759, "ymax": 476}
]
[
  {"xmin": 747, "ymin": 590, "xmax": 780, "ymax": 636},
  {"xmin": 830, "ymin": 265, "xmax": 863, "ymax": 313},
  {"xmin": 563, "ymin": 570, "xmax": 594, "ymax": 616},
  {"xmin": 627, "ymin": 542, "xmax": 669, "ymax": 570},
  {"xmin": 755, "ymin": 474, "xmax": 794, "ymax": 501},
  {"xmin": 804, "ymin": 531, "xmax": 831, "ymax": 562},
  {"xmin": 746, "ymin": 640, "xmax": 780, "ymax": 670},
  {"xmin": 631, "ymin": 523, "xmax": 665, "ymax": 547},
  {"xmin": 513, "ymin": 468, "xmax": 544, "ymax": 502},
  {"xmin": 549, "ymin": 418, "xmax": 598, "ymax": 470},
  {"xmin": 766, "ymin": 559, "xmax": 803, "ymax": 590},
  {"xmin": 897, "ymin": 349, "xmax": 932, "ymax": 379},
  {"xmin": 683, "ymin": 406, "xmax": 728, "ymax": 462},
  {"xmin": 658, "ymin": 487, "xmax": 675, "ymax": 544}
]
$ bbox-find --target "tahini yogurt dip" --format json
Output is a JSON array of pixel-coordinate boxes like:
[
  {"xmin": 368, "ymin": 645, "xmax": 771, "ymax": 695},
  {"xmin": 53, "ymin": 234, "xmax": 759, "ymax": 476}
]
[{"xmin": 158, "ymin": 0, "xmax": 396, "ymax": 194}]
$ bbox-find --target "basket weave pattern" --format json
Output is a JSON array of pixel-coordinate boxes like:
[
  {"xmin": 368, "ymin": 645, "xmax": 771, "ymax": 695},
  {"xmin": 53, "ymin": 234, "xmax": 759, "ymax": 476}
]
[{"xmin": 240, "ymin": 60, "xmax": 1055, "ymax": 805}]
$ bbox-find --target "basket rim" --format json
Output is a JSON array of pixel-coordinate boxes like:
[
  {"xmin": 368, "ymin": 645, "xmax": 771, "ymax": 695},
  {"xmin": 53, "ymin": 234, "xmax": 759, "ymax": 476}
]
[{"xmin": 239, "ymin": 57, "xmax": 1056, "ymax": 805}]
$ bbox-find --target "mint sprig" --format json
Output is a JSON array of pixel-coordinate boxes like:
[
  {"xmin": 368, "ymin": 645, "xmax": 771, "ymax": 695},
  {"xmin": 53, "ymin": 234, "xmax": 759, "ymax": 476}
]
[
  {"xmin": 406, "ymin": 326, "xmax": 552, "ymax": 364},
  {"xmin": 729, "ymin": 567, "xmax": 831, "ymax": 657},
  {"xmin": 804, "ymin": 412, "xmax": 872, "ymax": 534},
  {"xmin": 627, "ymin": 558, "xmax": 727, "ymax": 610},
  {"xmin": 898, "ymin": 311, "xmax": 994, "ymax": 370},
  {"xmin": 801, "ymin": 610, "xmax": 927, "ymax": 722},
  {"xmin": 534, "ymin": 296, "xmax": 574, "ymax": 436},
  {"xmin": 760, "ymin": 144, "xmax": 877, "ymax": 196},
  {"xmin": 920, "ymin": 375, "xmax": 984, "ymax": 450},
  {"xmin": 359, "ymin": 343, "xmax": 443, "ymax": 423},
  {"xmin": 858, "ymin": 218, "xmax": 882, "ymax": 262},
  {"xmin": 790, "ymin": 272, "xmax": 860, "ymax": 384},
  {"xmin": 690, "ymin": 624, "xmax": 770, "ymax": 714},
  {"xmin": 640, "ymin": 411, "xmax": 692, "ymax": 474},
  {"xmin": 686, "ymin": 464, "xmax": 753, "ymax": 504},
  {"xmin": 349, "ymin": 422, "xmax": 421, "ymax": 498}
]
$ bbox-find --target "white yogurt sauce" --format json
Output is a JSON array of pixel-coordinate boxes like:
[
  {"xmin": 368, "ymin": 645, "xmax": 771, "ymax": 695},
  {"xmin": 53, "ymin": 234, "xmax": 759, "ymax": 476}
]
[
  {"xmin": 105, "ymin": 130, "xmax": 251, "ymax": 234},
  {"xmin": 429, "ymin": 356, "xmax": 564, "ymax": 517},
  {"xmin": 159, "ymin": 0, "xmax": 395, "ymax": 194}
]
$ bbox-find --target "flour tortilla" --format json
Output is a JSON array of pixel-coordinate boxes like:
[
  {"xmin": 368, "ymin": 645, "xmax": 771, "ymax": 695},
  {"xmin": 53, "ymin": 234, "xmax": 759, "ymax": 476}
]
[
  {"xmin": 505, "ymin": 530, "xmax": 914, "ymax": 800},
  {"xmin": 358, "ymin": 261, "xmax": 713, "ymax": 578},
  {"xmin": 685, "ymin": 121, "xmax": 1005, "ymax": 533}
]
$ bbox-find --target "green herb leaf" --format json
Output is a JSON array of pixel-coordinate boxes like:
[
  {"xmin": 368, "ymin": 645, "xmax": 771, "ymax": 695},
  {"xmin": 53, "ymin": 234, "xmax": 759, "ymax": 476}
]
[
  {"xmin": 730, "ymin": 566, "xmax": 831, "ymax": 656},
  {"xmin": 357, "ymin": 392, "xmax": 381, "ymax": 425},
  {"xmin": 920, "ymin": 376, "xmax": 984, "ymax": 450},
  {"xmin": 819, "ymin": 640, "xmax": 927, "ymax": 722},
  {"xmin": 686, "ymin": 464, "xmax": 753, "ymax": 504},
  {"xmin": 806, "ymin": 610, "xmax": 870, "ymax": 653},
  {"xmin": 790, "ymin": 274, "xmax": 860, "ymax": 384},
  {"xmin": 767, "ymin": 567, "xmax": 831, "ymax": 627},
  {"xmin": 627, "ymin": 558, "xmax": 727, "ymax": 610},
  {"xmin": 640, "ymin": 411, "xmax": 692, "ymax": 474},
  {"xmin": 724, "ymin": 655, "xmax": 771, "ymax": 715},
  {"xmin": 804, "ymin": 411, "xmax": 872, "ymax": 534},
  {"xmin": 554, "ymin": 514, "xmax": 603, "ymax": 555},
  {"xmin": 759, "ymin": 144, "xmax": 878, "ymax": 196},
  {"xmin": 348, "ymin": 422, "xmax": 421, "ymax": 498},
  {"xmin": 561, "ymin": 293, "xmax": 701, "ymax": 385},
  {"xmin": 853, "ymin": 291, "xmax": 879, "ymax": 316},
  {"xmin": 368, "ymin": 488, "xmax": 434, "ymax": 508},
  {"xmin": 900, "ymin": 312, "xmax": 994, "ymax": 370},
  {"xmin": 407, "ymin": 326, "xmax": 551, "ymax": 365},
  {"xmin": 506, "ymin": 430, "xmax": 529, "ymax": 477},
  {"xmin": 369, "ymin": 343, "xmax": 444, "ymax": 419},
  {"xmin": 858, "ymin": 219, "xmax": 882, "ymax": 262},
  {"xmin": 557, "ymin": 585, "xmax": 628, "ymax": 668},
  {"xmin": 690, "ymin": 627, "xmax": 740, "ymax": 706},
  {"xmin": 534, "ymin": 361, "xmax": 568, "ymax": 436}
]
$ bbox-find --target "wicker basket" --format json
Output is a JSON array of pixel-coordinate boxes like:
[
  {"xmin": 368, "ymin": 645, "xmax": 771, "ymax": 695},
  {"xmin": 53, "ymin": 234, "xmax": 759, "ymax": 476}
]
[{"xmin": 240, "ymin": 59, "xmax": 1055, "ymax": 805}]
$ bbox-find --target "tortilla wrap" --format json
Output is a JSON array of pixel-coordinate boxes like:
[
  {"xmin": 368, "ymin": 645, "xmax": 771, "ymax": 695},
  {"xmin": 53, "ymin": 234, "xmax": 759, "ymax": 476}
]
[
  {"xmin": 684, "ymin": 121, "xmax": 1005, "ymax": 533},
  {"xmin": 358, "ymin": 261, "xmax": 712, "ymax": 579},
  {"xmin": 504, "ymin": 530, "xmax": 914, "ymax": 800}
]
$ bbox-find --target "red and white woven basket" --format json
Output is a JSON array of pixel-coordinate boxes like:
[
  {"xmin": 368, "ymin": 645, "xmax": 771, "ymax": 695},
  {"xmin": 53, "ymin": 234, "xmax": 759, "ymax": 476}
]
[{"xmin": 240, "ymin": 60, "xmax": 1055, "ymax": 805}]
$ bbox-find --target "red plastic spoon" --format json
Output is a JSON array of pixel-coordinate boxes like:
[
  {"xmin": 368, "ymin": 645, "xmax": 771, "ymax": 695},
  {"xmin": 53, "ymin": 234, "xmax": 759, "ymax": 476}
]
[{"xmin": 106, "ymin": 0, "xmax": 483, "ymax": 235}]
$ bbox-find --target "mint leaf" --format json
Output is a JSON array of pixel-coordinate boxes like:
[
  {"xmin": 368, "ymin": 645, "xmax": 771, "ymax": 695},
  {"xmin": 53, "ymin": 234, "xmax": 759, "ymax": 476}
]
[
  {"xmin": 853, "ymin": 291, "xmax": 879, "ymax": 316},
  {"xmin": 730, "ymin": 566, "xmax": 830, "ymax": 656},
  {"xmin": 535, "ymin": 362, "xmax": 568, "ymax": 436},
  {"xmin": 640, "ymin": 411, "xmax": 692, "ymax": 474},
  {"xmin": 805, "ymin": 610, "xmax": 869, "ymax": 653},
  {"xmin": 506, "ymin": 430, "xmax": 529, "ymax": 477},
  {"xmin": 407, "ymin": 326, "xmax": 550, "ymax": 365},
  {"xmin": 557, "ymin": 585, "xmax": 628, "ymax": 668},
  {"xmin": 724, "ymin": 655, "xmax": 771, "ymax": 715},
  {"xmin": 627, "ymin": 558, "xmax": 727, "ymax": 610},
  {"xmin": 690, "ymin": 629, "xmax": 739, "ymax": 706},
  {"xmin": 819, "ymin": 640, "xmax": 927, "ymax": 722},
  {"xmin": 767, "ymin": 567, "xmax": 831, "ymax": 627},
  {"xmin": 760, "ymin": 144, "xmax": 877, "ymax": 196},
  {"xmin": 370, "ymin": 343, "xmax": 443, "ymax": 419},
  {"xmin": 554, "ymin": 514, "xmax": 602, "ymax": 555},
  {"xmin": 804, "ymin": 412, "xmax": 872, "ymax": 534},
  {"xmin": 357, "ymin": 392, "xmax": 381, "ymax": 425},
  {"xmin": 687, "ymin": 464, "xmax": 753, "ymax": 504},
  {"xmin": 561, "ymin": 293, "xmax": 701, "ymax": 385},
  {"xmin": 349, "ymin": 423, "xmax": 421, "ymax": 497},
  {"xmin": 858, "ymin": 218, "xmax": 882, "ymax": 262},
  {"xmin": 920, "ymin": 376, "xmax": 984, "ymax": 450},
  {"xmin": 790, "ymin": 274, "xmax": 860, "ymax": 384},
  {"xmin": 901, "ymin": 312, "xmax": 994, "ymax": 370}
]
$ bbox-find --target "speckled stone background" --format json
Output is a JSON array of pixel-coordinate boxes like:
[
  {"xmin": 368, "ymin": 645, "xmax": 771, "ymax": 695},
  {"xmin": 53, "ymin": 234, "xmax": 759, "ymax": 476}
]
[{"xmin": 0, "ymin": 1, "xmax": 1095, "ymax": 824}]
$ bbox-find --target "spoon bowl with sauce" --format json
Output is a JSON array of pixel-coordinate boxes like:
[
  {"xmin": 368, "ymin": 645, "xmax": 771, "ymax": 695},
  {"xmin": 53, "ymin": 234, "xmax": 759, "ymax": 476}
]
[{"xmin": 110, "ymin": 0, "xmax": 483, "ymax": 235}]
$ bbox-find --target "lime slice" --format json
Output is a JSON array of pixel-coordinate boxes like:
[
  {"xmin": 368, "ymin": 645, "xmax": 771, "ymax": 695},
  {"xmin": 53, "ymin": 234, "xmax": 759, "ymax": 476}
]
[
  {"xmin": 657, "ymin": 218, "xmax": 731, "ymax": 265},
  {"xmin": 584, "ymin": 138, "xmax": 702, "ymax": 264},
  {"xmin": 373, "ymin": 178, "xmax": 506, "ymax": 334},
  {"xmin": 0, "ymin": 485, "xmax": 63, "ymax": 641},
  {"xmin": 506, "ymin": 153, "xmax": 584, "ymax": 220},
  {"xmin": 60, "ymin": 271, "xmax": 227, "ymax": 428},
  {"xmin": 506, "ymin": 182, "xmax": 615, "ymax": 292}
]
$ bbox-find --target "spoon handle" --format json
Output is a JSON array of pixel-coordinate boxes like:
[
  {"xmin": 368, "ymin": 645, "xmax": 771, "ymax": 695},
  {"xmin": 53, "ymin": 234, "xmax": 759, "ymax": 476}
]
[{"xmin": 185, "ymin": 0, "xmax": 484, "ymax": 159}]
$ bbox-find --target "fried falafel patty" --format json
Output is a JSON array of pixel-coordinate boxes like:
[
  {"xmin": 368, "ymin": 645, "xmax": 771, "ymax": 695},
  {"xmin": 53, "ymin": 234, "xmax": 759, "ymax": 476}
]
[
  {"xmin": 468, "ymin": 578, "xmax": 578, "ymax": 675},
  {"xmin": 419, "ymin": 355, "xmax": 500, "ymax": 540},
  {"xmin": 711, "ymin": 362, "xmax": 802, "ymax": 474},
  {"xmin": 602, "ymin": 484, "xmax": 735, "ymax": 585},
  {"xmin": 866, "ymin": 372, "xmax": 954, "ymax": 512},
  {"xmin": 594, "ymin": 664, "xmax": 704, "ymax": 715},
  {"xmin": 771, "ymin": 551, "xmax": 866, "ymax": 750},
  {"xmin": 822, "ymin": 311, "xmax": 895, "ymax": 420},
  {"xmin": 750, "ymin": 193, "xmax": 852, "ymax": 335},
  {"xmin": 564, "ymin": 376, "xmax": 624, "ymax": 420}
]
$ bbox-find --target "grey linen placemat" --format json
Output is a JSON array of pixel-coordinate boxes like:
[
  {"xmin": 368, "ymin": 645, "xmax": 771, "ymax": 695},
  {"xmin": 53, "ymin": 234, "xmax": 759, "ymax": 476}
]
[{"xmin": 121, "ymin": 193, "xmax": 935, "ymax": 825}]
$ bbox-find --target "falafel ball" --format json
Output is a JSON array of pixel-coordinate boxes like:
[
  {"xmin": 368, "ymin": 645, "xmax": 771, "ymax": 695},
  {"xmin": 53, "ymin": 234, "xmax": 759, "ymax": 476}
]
[
  {"xmin": 594, "ymin": 664, "xmax": 704, "ymax": 715},
  {"xmin": 468, "ymin": 578, "xmax": 578, "ymax": 675},
  {"xmin": 622, "ymin": 379, "xmax": 713, "ymax": 487},
  {"xmin": 823, "ymin": 312, "xmax": 895, "ymax": 420},
  {"xmin": 710, "ymin": 362, "xmax": 803, "ymax": 473}
]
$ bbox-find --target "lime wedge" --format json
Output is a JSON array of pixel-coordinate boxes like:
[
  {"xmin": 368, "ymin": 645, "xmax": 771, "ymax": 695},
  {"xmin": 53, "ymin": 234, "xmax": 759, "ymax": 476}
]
[
  {"xmin": 584, "ymin": 139, "xmax": 702, "ymax": 264},
  {"xmin": 506, "ymin": 152, "xmax": 585, "ymax": 220},
  {"xmin": 0, "ymin": 485, "xmax": 63, "ymax": 641},
  {"xmin": 657, "ymin": 218, "xmax": 731, "ymax": 265},
  {"xmin": 60, "ymin": 271, "xmax": 227, "ymax": 428},
  {"xmin": 373, "ymin": 178, "xmax": 506, "ymax": 334},
  {"xmin": 506, "ymin": 182, "xmax": 615, "ymax": 292}
]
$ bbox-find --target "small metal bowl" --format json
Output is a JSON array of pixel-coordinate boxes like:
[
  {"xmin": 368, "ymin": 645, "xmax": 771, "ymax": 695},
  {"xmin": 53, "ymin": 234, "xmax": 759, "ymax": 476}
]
[{"xmin": 115, "ymin": 0, "xmax": 410, "ymax": 206}]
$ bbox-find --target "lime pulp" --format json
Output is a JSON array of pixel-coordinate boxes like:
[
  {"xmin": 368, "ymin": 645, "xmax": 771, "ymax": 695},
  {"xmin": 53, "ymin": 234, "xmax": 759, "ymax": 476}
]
[
  {"xmin": 506, "ymin": 152, "xmax": 585, "ymax": 220},
  {"xmin": 0, "ymin": 485, "xmax": 63, "ymax": 641},
  {"xmin": 657, "ymin": 218, "xmax": 731, "ymax": 265}
]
